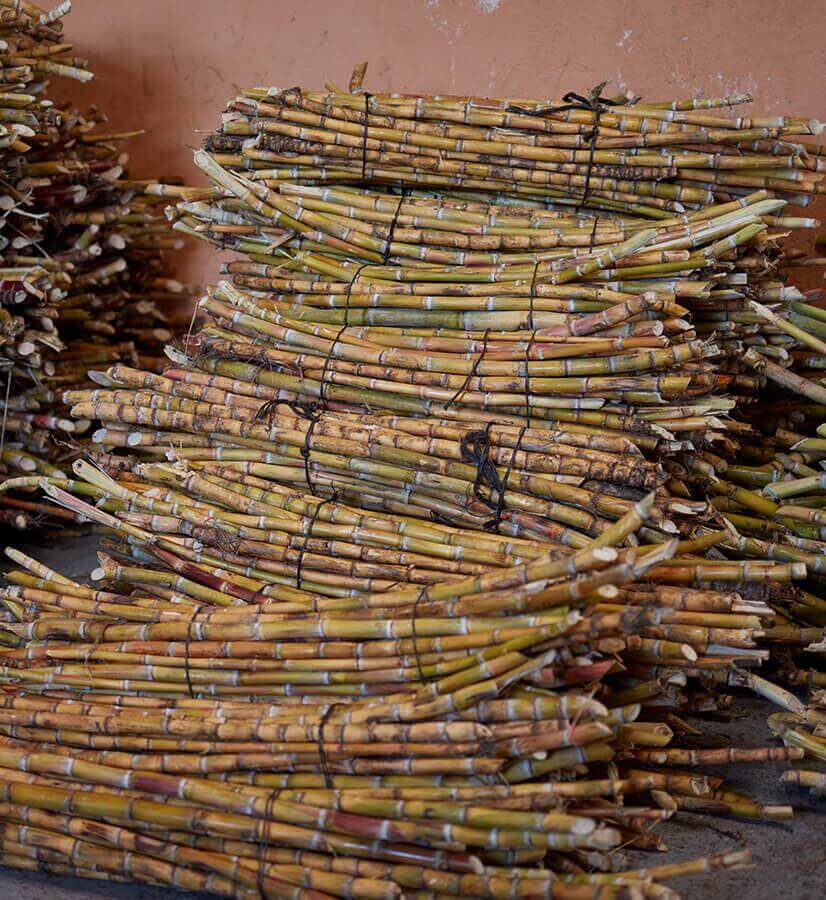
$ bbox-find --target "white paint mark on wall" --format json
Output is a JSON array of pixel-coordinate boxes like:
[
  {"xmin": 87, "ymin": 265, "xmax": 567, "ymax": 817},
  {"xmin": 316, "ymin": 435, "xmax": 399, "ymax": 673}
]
[
  {"xmin": 616, "ymin": 28, "xmax": 633, "ymax": 48},
  {"xmin": 476, "ymin": 0, "xmax": 502, "ymax": 11},
  {"xmin": 423, "ymin": 1, "xmax": 466, "ymax": 44},
  {"xmin": 714, "ymin": 71, "xmax": 759, "ymax": 100}
]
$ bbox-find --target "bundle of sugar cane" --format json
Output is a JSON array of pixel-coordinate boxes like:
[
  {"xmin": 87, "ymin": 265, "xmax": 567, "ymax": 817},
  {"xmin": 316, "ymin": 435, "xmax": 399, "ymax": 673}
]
[
  {"xmin": 0, "ymin": 0, "xmax": 189, "ymax": 528},
  {"xmin": 2, "ymin": 445, "xmax": 700, "ymax": 597},
  {"xmin": 6, "ymin": 461, "xmax": 808, "ymax": 760},
  {"xmin": 186, "ymin": 276, "xmax": 725, "ymax": 453},
  {"xmin": 55, "ymin": 360, "xmax": 710, "ymax": 550},
  {"xmin": 163, "ymin": 166, "xmax": 817, "ymax": 450},
  {"xmin": 0, "ymin": 491, "xmax": 790, "ymax": 896},
  {"xmin": 208, "ymin": 73, "xmax": 824, "ymax": 211}
]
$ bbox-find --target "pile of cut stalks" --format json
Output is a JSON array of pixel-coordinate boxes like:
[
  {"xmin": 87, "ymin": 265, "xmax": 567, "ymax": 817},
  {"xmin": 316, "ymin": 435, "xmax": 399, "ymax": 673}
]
[
  {"xmin": 0, "ymin": 65, "xmax": 826, "ymax": 898},
  {"xmin": 0, "ymin": 0, "xmax": 188, "ymax": 530}
]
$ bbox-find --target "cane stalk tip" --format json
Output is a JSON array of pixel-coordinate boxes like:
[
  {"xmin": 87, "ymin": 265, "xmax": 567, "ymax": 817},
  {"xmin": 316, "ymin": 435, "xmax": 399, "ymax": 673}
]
[{"xmin": 468, "ymin": 856, "xmax": 484, "ymax": 875}]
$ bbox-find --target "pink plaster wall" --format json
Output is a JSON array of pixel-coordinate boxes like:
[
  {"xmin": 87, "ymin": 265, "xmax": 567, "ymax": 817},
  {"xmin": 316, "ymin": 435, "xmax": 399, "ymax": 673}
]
[{"xmin": 52, "ymin": 0, "xmax": 826, "ymax": 285}]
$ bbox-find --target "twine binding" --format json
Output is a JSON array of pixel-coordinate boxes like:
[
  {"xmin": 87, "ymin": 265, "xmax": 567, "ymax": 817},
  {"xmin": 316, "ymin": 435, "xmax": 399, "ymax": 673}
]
[
  {"xmin": 183, "ymin": 604, "xmax": 207, "ymax": 698},
  {"xmin": 488, "ymin": 423, "xmax": 528, "ymax": 534},
  {"xmin": 383, "ymin": 188, "xmax": 408, "ymax": 264},
  {"xmin": 445, "ymin": 328, "xmax": 491, "ymax": 410},
  {"xmin": 411, "ymin": 587, "xmax": 431, "ymax": 683},
  {"xmin": 506, "ymin": 82, "xmax": 618, "ymax": 212},
  {"xmin": 361, "ymin": 92, "xmax": 373, "ymax": 181},
  {"xmin": 257, "ymin": 787, "xmax": 282, "ymax": 895},
  {"xmin": 318, "ymin": 702, "xmax": 343, "ymax": 788},
  {"xmin": 295, "ymin": 493, "xmax": 339, "ymax": 590}
]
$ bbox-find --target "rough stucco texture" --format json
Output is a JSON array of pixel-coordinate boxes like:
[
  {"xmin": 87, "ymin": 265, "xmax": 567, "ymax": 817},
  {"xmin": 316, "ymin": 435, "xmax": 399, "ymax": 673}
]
[{"xmin": 50, "ymin": 0, "xmax": 826, "ymax": 282}]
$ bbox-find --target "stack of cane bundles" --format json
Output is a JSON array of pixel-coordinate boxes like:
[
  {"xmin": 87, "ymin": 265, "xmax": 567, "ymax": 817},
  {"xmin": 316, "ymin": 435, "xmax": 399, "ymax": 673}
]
[
  {"xmin": 0, "ymin": 506, "xmax": 784, "ymax": 896},
  {"xmin": 1, "ymin": 69, "xmax": 825, "ymax": 897},
  {"xmin": 0, "ymin": 0, "xmax": 186, "ymax": 529}
]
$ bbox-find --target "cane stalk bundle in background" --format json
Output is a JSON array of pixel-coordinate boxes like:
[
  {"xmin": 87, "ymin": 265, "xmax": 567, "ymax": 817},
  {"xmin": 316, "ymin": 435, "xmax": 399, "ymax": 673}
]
[
  {"xmin": 704, "ymin": 399, "xmax": 826, "ymax": 795},
  {"xmin": 0, "ymin": 0, "xmax": 189, "ymax": 530}
]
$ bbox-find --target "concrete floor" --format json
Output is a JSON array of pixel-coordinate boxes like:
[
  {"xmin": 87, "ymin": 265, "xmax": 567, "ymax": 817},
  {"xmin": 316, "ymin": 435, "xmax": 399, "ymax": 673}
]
[{"xmin": 1, "ymin": 532, "xmax": 824, "ymax": 899}]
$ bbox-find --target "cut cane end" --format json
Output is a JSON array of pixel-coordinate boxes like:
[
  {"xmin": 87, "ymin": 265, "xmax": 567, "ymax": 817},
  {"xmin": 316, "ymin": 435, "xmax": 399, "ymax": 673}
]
[
  {"xmin": 593, "ymin": 546, "xmax": 618, "ymax": 562},
  {"xmin": 87, "ymin": 370, "xmax": 112, "ymax": 387}
]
